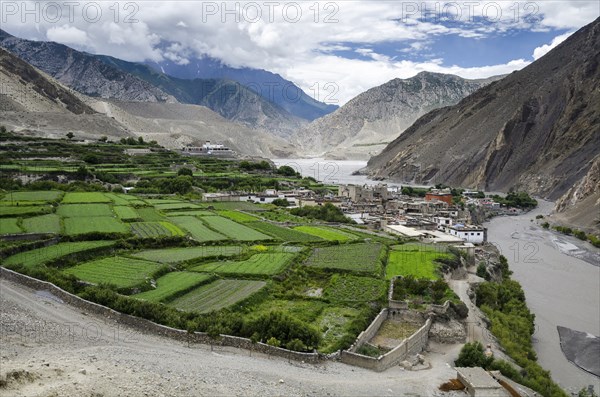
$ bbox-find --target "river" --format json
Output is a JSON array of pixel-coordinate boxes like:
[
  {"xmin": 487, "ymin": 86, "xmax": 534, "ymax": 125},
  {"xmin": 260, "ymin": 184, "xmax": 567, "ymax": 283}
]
[{"xmin": 274, "ymin": 158, "xmax": 600, "ymax": 392}]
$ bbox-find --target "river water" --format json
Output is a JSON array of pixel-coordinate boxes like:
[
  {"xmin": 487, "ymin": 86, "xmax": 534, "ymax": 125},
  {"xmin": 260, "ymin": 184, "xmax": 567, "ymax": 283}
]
[{"xmin": 274, "ymin": 158, "xmax": 600, "ymax": 392}]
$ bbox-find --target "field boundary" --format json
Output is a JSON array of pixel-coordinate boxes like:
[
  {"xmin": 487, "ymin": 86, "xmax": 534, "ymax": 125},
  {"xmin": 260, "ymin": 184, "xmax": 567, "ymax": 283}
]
[{"xmin": 0, "ymin": 267, "xmax": 321, "ymax": 363}]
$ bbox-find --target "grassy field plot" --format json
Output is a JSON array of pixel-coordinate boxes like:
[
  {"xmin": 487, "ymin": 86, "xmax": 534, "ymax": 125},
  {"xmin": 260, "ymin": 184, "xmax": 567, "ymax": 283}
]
[
  {"xmin": 165, "ymin": 210, "xmax": 214, "ymax": 217},
  {"xmin": 247, "ymin": 299, "xmax": 326, "ymax": 324},
  {"xmin": 154, "ymin": 202, "xmax": 202, "ymax": 211},
  {"xmin": 324, "ymin": 274, "xmax": 386, "ymax": 303},
  {"xmin": 0, "ymin": 218, "xmax": 22, "ymax": 234},
  {"xmin": 130, "ymin": 222, "xmax": 172, "ymax": 238},
  {"xmin": 137, "ymin": 207, "xmax": 165, "ymax": 222},
  {"xmin": 207, "ymin": 201, "xmax": 265, "ymax": 211},
  {"xmin": 22, "ymin": 214, "xmax": 61, "ymax": 234},
  {"xmin": 113, "ymin": 206, "xmax": 140, "ymax": 221},
  {"xmin": 293, "ymin": 226, "xmax": 357, "ymax": 242},
  {"xmin": 191, "ymin": 252, "xmax": 295, "ymax": 275},
  {"xmin": 169, "ymin": 216, "xmax": 227, "ymax": 242},
  {"xmin": 64, "ymin": 256, "xmax": 160, "ymax": 288},
  {"xmin": 317, "ymin": 306, "xmax": 361, "ymax": 353},
  {"xmin": 62, "ymin": 192, "xmax": 111, "ymax": 203},
  {"xmin": 57, "ymin": 204, "xmax": 113, "ymax": 218},
  {"xmin": 104, "ymin": 193, "xmax": 146, "ymax": 206},
  {"xmin": 64, "ymin": 216, "xmax": 130, "ymax": 235},
  {"xmin": 0, "ymin": 191, "xmax": 62, "ymax": 202},
  {"xmin": 132, "ymin": 272, "xmax": 213, "ymax": 302},
  {"xmin": 0, "ymin": 206, "xmax": 51, "ymax": 217},
  {"xmin": 145, "ymin": 199, "xmax": 184, "ymax": 205},
  {"xmin": 169, "ymin": 279, "xmax": 266, "ymax": 313},
  {"xmin": 247, "ymin": 222, "xmax": 323, "ymax": 242},
  {"xmin": 3, "ymin": 241, "xmax": 115, "ymax": 269},
  {"xmin": 131, "ymin": 246, "xmax": 243, "ymax": 263},
  {"xmin": 217, "ymin": 210, "xmax": 259, "ymax": 223},
  {"xmin": 304, "ymin": 243, "xmax": 384, "ymax": 274},
  {"xmin": 385, "ymin": 244, "xmax": 446, "ymax": 280},
  {"xmin": 201, "ymin": 216, "xmax": 271, "ymax": 241}
]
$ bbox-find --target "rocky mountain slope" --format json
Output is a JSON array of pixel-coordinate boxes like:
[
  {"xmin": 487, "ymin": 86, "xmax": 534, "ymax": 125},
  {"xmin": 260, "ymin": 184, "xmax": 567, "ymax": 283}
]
[
  {"xmin": 295, "ymin": 72, "xmax": 499, "ymax": 159},
  {"xmin": 148, "ymin": 56, "xmax": 338, "ymax": 121},
  {"xmin": 368, "ymin": 17, "xmax": 600, "ymax": 204},
  {"xmin": 0, "ymin": 29, "xmax": 304, "ymax": 136},
  {"xmin": 0, "ymin": 48, "xmax": 294, "ymax": 157}
]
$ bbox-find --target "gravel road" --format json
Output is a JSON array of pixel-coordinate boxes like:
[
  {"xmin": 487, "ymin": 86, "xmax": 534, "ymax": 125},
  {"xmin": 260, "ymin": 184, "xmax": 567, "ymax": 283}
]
[{"xmin": 0, "ymin": 279, "xmax": 462, "ymax": 397}]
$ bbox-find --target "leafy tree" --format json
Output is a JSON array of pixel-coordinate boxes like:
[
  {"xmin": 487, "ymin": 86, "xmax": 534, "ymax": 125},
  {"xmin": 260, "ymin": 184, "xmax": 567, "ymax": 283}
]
[
  {"xmin": 177, "ymin": 167, "xmax": 193, "ymax": 177},
  {"xmin": 272, "ymin": 198, "xmax": 290, "ymax": 207},
  {"xmin": 99, "ymin": 136, "xmax": 108, "ymax": 142},
  {"xmin": 277, "ymin": 165, "xmax": 298, "ymax": 177},
  {"xmin": 455, "ymin": 342, "xmax": 493, "ymax": 368},
  {"xmin": 66, "ymin": 132, "xmax": 74, "ymax": 140}
]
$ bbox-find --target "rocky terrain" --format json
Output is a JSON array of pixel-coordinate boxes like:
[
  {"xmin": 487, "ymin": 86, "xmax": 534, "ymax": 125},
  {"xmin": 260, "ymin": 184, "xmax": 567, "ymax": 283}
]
[
  {"xmin": 295, "ymin": 72, "xmax": 500, "ymax": 159},
  {"xmin": 367, "ymin": 17, "xmax": 600, "ymax": 205}
]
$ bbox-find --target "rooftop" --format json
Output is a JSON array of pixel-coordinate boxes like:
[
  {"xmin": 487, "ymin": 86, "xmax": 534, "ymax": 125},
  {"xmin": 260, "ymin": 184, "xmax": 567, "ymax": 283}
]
[{"xmin": 455, "ymin": 367, "xmax": 503, "ymax": 389}]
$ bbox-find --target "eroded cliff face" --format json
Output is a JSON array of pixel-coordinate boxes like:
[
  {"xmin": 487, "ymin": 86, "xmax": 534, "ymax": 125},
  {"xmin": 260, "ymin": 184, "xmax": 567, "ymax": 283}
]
[{"xmin": 367, "ymin": 18, "xmax": 600, "ymax": 205}]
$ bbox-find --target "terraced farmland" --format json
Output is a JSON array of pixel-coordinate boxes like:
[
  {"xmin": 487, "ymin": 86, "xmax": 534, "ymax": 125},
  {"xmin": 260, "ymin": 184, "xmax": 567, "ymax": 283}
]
[
  {"xmin": 57, "ymin": 204, "xmax": 113, "ymax": 218},
  {"xmin": 0, "ymin": 205, "xmax": 51, "ymax": 217},
  {"xmin": 137, "ymin": 207, "xmax": 166, "ymax": 222},
  {"xmin": 133, "ymin": 272, "xmax": 213, "ymax": 302},
  {"xmin": 0, "ymin": 190, "xmax": 62, "ymax": 202},
  {"xmin": 0, "ymin": 218, "xmax": 22, "ymax": 234},
  {"xmin": 154, "ymin": 202, "xmax": 203, "ymax": 211},
  {"xmin": 201, "ymin": 216, "xmax": 271, "ymax": 241},
  {"xmin": 169, "ymin": 216, "xmax": 227, "ymax": 242},
  {"xmin": 191, "ymin": 252, "xmax": 296, "ymax": 275},
  {"xmin": 293, "ymin": 226, "xmax": 358, "ymax": 242},
  {"xmin": 218, "ymin": 210, "xmax": 259, "ymax": 223},
  {"xmin": 324, "ymin": 274, "xmax": 386, "ymax": 303},
  {"xmin": 304, "ymin": 243, "xmax": 384, "ymax": 274},
  {"xmin": 131, "ymin": 246, "xmax": 243, "ymax": 264},
  {"xmin": 113, "ymin": 206, "xmax": 140, "ymax": 221},
  {"xmin": 129, "ymin": 222, "xmax": 184, "ymax": 238},
  {"xmin": 165, "ymin": 210, "xmax": 214, "ymax": 217},
  {"xmin": 169, "ymin": 279, "xmax": 266, "ymax": 313},
  {"xmin": 22, "ymin": 214, "xmax": 61, "ymax": 234},
  {"xmin": 247, "ymin": 222, "xmax": 323, "ymax": 242},
  {"xmin": 386, "ymin": 244, "xmax": 446, "ymax": 280},
  {"xmin": 64, "ymin": 256, "xmax": 160, "ymax": 288},
  {"xmin": 64, "ymin": 216, "xmax": 130, "ymax": 235},
  {"xmin": 62, "ymin": 192, "xmax": 111, "ymax": 203},
  {"xmin": 3, "ymin": 241, "xmax": 115, "ymax": 269}
]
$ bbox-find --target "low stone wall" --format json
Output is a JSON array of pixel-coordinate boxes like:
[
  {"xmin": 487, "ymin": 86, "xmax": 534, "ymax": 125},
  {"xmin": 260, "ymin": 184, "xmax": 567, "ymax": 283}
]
[
  {"xmin": 0, "ymin": 267, "xmax": 321, "ymax": 363},
  {"xmin": 347, "ymin": 308, "xmax": 388, "ymax": 352}
]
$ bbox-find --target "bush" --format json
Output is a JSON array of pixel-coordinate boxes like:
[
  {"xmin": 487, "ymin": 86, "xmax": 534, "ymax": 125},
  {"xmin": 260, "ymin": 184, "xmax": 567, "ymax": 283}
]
[
  {"xmin": 455, "ymin": 342, "xmax": 493, "ymax": 368},
  {"xmin": 272, "ymin": 198, "xmax": 290, "ymax": 207},
  {"xmin": 290, "ymin": 203, "xmax": 353, "ymax": 223},
  {"xmin": 177, "ymin": 168, "xmax": 193, "ymax": 177}
]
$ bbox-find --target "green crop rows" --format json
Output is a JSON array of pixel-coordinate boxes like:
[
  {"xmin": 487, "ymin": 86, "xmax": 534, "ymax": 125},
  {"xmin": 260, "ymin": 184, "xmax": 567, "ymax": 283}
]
[
  {"xmin": 133, "ymin": 272, "xmax": 213, "ymax": 302},
  {"xmin": 169, "ymin": 279, "xmax": 266, "ymax": 313},
  {"xmin": 293, "ymin": 226, "xmax": 358, "ymax": 242},
  {"xmin": 65, "ymin": 256, "xmax": 160, "ymax": 288},
  {"xmin": 201, "ymin": 216, "xmax": 271, "ymax": 241},
  {"xmin": 131, "ymin": 246, "xmax": 243, "ymax": 263},
  {"xmin": 168, "ymin": 216, "xmax": 227, "ymax": 242},
  {"xmin": 304, "ymin": 243, "xmax": 384, "ymax": 274},
  {"xmin": 3, "ymin": 241, "xmax": 115, "ymax": 269},
  {"xmin": 191, "ymin": 252, "xmax": 296, "ymax": 275},
  {"xmin": 247, "ymin": 222, "xmax": 323, "ymax": 242}
]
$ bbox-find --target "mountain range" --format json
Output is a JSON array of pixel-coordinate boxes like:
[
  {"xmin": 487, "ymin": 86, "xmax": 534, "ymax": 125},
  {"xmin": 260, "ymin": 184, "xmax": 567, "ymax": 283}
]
[{"xmin": 367, "ymin": 17, "xmax": 600, "ymax": 232}]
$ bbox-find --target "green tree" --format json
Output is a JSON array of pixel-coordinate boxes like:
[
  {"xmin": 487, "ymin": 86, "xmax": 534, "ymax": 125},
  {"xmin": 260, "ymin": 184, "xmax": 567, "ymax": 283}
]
[
  {"xmin": 177, "ymin": 167, "xmax": 193, "ymax": 177},
  {"xmin": 66, "ymin": 132, "xmax": 74, "ymax": 140},
  {"xmin": 455, "ymin": 342, "xmax": 493, "ymax": 368},
  {"xmin": 272, "ymin": 198, "xmax": 290, "ymax": 207}
]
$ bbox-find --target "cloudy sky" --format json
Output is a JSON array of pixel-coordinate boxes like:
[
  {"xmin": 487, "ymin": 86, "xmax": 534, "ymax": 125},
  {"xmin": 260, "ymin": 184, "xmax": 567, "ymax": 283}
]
[{"xmin": 2, "ymin": 1, "xmax": 598, "ymax": 104}]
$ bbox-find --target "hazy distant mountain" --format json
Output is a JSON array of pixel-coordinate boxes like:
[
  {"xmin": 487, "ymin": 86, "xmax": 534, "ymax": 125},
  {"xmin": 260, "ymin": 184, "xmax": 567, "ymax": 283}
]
[
  {"xmin": 368, "ymin": 17, "xmax": 599, "ymax": 209},
  {"xmin": 147, "ymin": 56, "xmax": 338, "ymax": 121},
  {"xmin": 295, "ymin": 72, "xmax": 500, "ymax": 159},
  {"xmin": 0, "ymin": 29, "xmax": 304, "ymax": 136}
]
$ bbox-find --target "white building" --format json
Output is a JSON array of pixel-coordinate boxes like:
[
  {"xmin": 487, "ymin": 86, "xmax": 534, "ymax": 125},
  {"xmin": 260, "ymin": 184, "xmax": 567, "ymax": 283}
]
[{"xmin": 447, "ymin": 224, "xmax": 486, "ymax": 244}]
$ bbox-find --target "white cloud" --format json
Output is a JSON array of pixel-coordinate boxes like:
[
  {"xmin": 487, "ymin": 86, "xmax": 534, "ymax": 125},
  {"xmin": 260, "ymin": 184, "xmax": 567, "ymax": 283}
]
[
  {"xmin": 532, "ymin": 31, "xmax": 574, "ymax": 60},
  {"xmin": 46, "ymin": 25, "xmax": 88, "ymax": 46}
]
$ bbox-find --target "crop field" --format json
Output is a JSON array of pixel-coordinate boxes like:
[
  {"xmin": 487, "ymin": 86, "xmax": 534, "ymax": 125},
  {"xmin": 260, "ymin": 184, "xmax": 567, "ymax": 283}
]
[
  {"xmin": 0, "ymin": 205, "xmax": 51, "ymax": 217},
  {"xmin": 169, "ymin": 216, "xmax": 227, "ymax": 242},
  {"xmin": 324, "ymin": 274, "xmax": 386, "ymax": 303},
  {"xmin": 246, "ymin": 222, "xmax": 323, "ymax": 242},
  {"xmin": 145, "ymin": 199, "xmax": 184, "ymax": 205},
  {"xmin": 191, "ymin": 252, "xmax": 296, "ymax": 275},
  {"xmin": 130, "ymin": 222, "xmax": 175, "ymax": 238},
  {"xmin": 132, "ymin": 272, "xmax": 213, "ymax": 302},
  {"xmin": 247, "ymin": 299, "xmax": 326, "ymax": 324},
  {"xmin": 317, "ymin": 307, "xmax": 361, "ymax": 353},
  {"xmin": 137, "ymin": 207, "xmax": 165, "ymax": 222},
  {"xmin": 113, "ymin": 206, "xmax": 140, "ymax": 221},
  {"xmin": 217, "ymin": 210, "xmax": 259, "ymax": 223},
  {"xmin": 385, "ymin": 244, "xmax": 446, "ymax": 280},
  {"xmin": 165, "ymin": 210, "xmax": 214, "ymax": 217},
  {"xmin": 154, "ymin": 202, "xmax": 203, "ymax": 211},
  {"xmin": 22, "ymin": 214, "xmax": 61, "ymax": 234},
  {"xmin": 62, "ymin": 192, "xmax": 112, "ymax": 203},
  {"xmin": 169, "ymin": 279, "xmax": 266, "ymax": 313},
  {"xmin": 64, "ymin": 216, "xmax": 130, "ymax": 235},
  {"xmin": 0, "ymin": 218, "xmax": 22, "ymax": 234},
  {"xmin": 64, "ymin": 256, "xmax": 160, "ymax": 288},
  {"xmin": 104, "ymin": 193, "xmax": 146, "ymax": 206},
  {"xmin": 57, "ymin": 204, "xmax": 113, "ymax": 218},
  {"xmin": 201, "ymin": 216, "xmax": 271, "ymax": 241},
  {"xmin": 0, "ymin": 191, "xmax": 62, "ymax": 202},
  {"xmin": 207, "ymin": 201, "xmax": 265, "ymax": 211},
  {"xmin": 293, "ymin": 226, "xmax": 358, "ymax": 242},
  {"xmin": 3, "ymin": 241, "xmax": 115, "ymax": 269},
  {"xmin": 304, "ymin": 243, "xmax": 384, "ymax": 274},
  {"xmin": 131, "ymin": 246, "xmax": 243, "ymax": 263}
]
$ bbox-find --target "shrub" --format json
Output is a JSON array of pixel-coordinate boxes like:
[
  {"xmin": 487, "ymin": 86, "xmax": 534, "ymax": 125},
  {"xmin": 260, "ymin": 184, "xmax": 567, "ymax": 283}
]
[{"xmin": 455, "ymin": 342, "xmax": 493, "ymax": 368}]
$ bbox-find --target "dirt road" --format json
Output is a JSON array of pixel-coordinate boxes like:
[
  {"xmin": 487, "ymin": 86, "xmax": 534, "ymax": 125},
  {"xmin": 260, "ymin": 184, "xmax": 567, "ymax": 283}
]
[{"xmin": 0, "ymin": 279, "xmax": 461, "ymax": 397}]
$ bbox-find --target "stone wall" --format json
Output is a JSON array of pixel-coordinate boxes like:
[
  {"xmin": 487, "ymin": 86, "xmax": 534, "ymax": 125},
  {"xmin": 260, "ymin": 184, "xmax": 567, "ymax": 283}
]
[
  {"xmin": 0, "ymin": 267, "xmax": 321, "ymax": 363},
  {"xmin": 347, "ymin": 308, "xmax": 388, "ymax": 352}
]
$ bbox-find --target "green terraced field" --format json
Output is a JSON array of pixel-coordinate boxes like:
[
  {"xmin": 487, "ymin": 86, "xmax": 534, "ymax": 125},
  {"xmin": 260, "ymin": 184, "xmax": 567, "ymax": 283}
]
[
  {"xmin": 3, "ymin": 241, "xmax": 115, "ymax": 269},
  {"xmin": 113, "ymin": 206, "xmax": 140, "ymax": 221},
  {"xmin": 293, "ymin": 226, "xmax": 358, "ymax": 242},
  {"xmin": 64, "ymin": 256, "xmax": 160, "ymax": 288},
  {"xmin": 304, "ymin": 243, "xmax": 384, "ymax": 274},
  {"xmin": 324, "ymin": 274, "xmax": 387, "ymax": 303},
  {"xmin": 169, "ymin": 279, "xmax": 266, "ymax": 313},
  {"xmin": 154, "ymin": 202, "xmax": 202, "ymax": 211},
  {"xmin": 247, "ymin": 222, "xmax": 323, "ymax": 242},
  {"xmin": 0, "ymin": 206, "xmax": 51, "ymax": 217},
  {"xmin": 191, "ymin": 252, "xmax": 295, "ymax": 275},
  {"xmin": 22, "ymin": 214, "xmax": 61, "ymax": 234},
  {"xmin": 130, "ymin": 222, "xmax": 172, "ymax": 238},
  {"xmin": 217, "ymin": 210, "xmax": 259, "ymax": 223},
  {"xmin": 207, "ymin": 201, "xmax": 265, "ymax": 211},
  {"xmin": 165, "ymin": 210, "xmax": 214, "ymax": 217},
  {"xmin": 0, "ymin": 218, "xmax": 22, "ymax": 234},
  {"xmin": 201, "ymin": 216, "xmax": 271, "ymax": 241},
  {"xmin": 61, "ymin": 192, "xmax": 111, "ymax": 203},
  {"xmin": 132, "ymin": 272, "xmax": 213, "ymax": 302},
  {"xmin": 131, "ymin": 246, "xmax": 243, "ymax": 263},
  {"xmin": 169, "ymin": 216, "xmax": 227, "ymax": 242},
  {"xmin": 137, "ymin": 207, "xmax": 166, "ymax": 222},
  {"xmin": 386, "ymin": 244, "xmax": 446, "ymax": 280},
  {"xmin": 0, "ymin": 191, "xmax": 62, "ymax": 202},
  {"xmin": 57, "ymin": 204, "xmax": 113, "ymax": 218},
  {"xmin": 64, "ymin": 216, "xmax": 130, "ymax": 235}
]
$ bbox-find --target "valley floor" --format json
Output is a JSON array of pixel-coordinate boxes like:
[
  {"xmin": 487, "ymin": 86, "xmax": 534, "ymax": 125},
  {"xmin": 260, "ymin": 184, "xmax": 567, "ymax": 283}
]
[{"xmin": 0, "ymin": 279, "xmax": 463, "ymax": 397}]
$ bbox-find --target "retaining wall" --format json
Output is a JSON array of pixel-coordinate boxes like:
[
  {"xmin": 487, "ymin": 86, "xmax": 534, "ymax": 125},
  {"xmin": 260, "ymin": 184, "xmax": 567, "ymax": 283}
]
[{"xmin": 0, "ymin": 267, "xmax": 321, "ymax": 363}]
